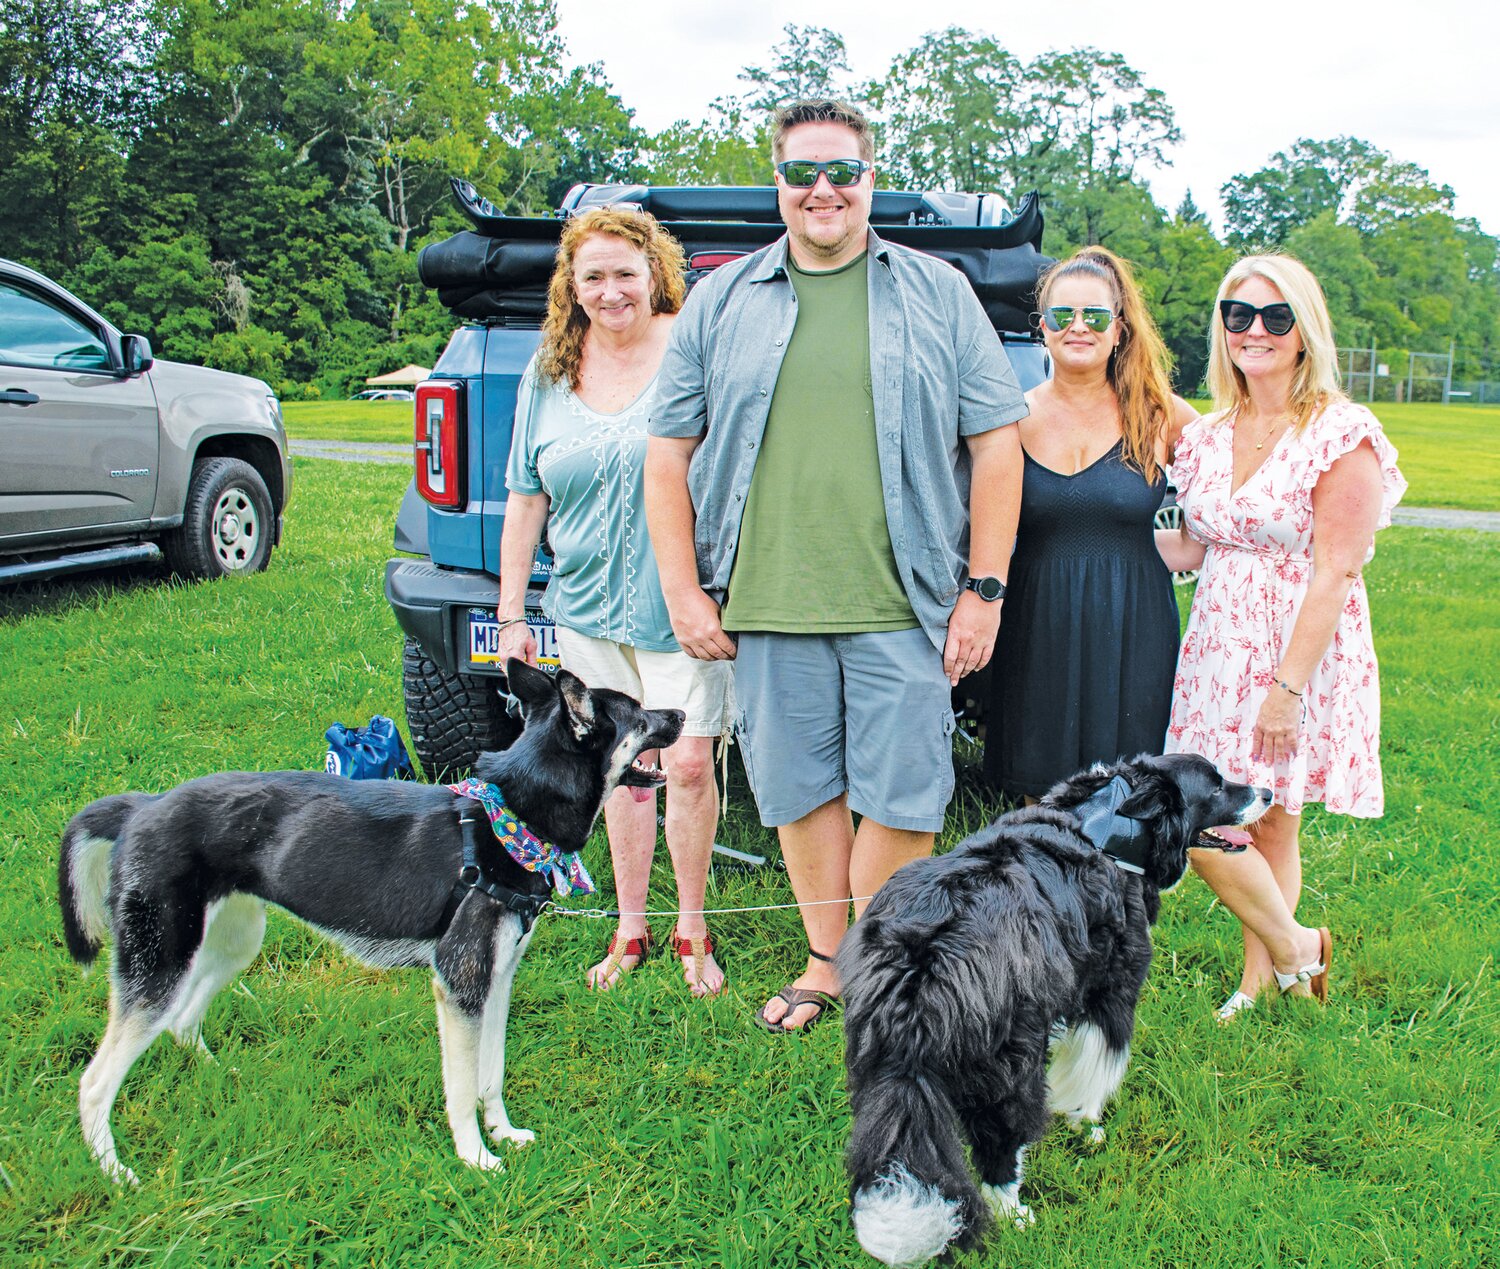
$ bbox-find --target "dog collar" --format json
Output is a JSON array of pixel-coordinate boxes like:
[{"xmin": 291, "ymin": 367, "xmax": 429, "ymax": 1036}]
[
  {"xmin": 1074, "ymin": 775, "xmax": 1148, "ymax": 875},
  {"xmin": 448, "ymin": 778, "xmax": 595, "ymax": 897}
]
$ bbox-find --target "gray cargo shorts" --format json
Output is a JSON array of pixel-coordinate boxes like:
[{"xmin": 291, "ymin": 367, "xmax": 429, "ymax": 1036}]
[{"xmin": 731, "ymin": 628, "xmax": 957, "ymax": 833}]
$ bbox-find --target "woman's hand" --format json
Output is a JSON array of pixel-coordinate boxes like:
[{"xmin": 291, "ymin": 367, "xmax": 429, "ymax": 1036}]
[
  {"xmin": 1251, "ymin": 683, "xmax": 1302, "ymax": 765},
  {"xmin": 494, "ymin": 619, "xmax": 537, "ymax": 667},
  {"xmin": 669, "ymin": 588, "xmax": 737, "ymax": 661}
]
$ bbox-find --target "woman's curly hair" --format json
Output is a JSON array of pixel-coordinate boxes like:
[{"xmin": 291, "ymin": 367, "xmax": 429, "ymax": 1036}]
[{"xmin": 536, "ymin": 207, "xmax": 688, "ymax": 388}]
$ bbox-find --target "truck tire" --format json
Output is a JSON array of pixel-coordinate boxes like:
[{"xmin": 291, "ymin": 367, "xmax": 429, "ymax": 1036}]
[
  {"xmin": 401, "ymin": 636, "xmax": 521, "ymax": 780},
  {"xmin": 164, "ymin": 457, "xmax": 274, "ymax": 579}
]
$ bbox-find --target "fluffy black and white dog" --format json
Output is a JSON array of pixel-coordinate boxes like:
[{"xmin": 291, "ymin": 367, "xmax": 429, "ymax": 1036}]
[
  {"xmin": 840, "ymin": 752, "xmax": 1271, "ymax": 1267},
  {"xmin": 58, "ymin": 660, "xmax": 682, "ymax": 1185}
]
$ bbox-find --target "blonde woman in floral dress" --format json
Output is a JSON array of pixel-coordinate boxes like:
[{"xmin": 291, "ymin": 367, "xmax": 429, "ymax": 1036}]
[{"xmin": 1157, "ymin": 254, "xmax": 1406, "ymax": 1021}]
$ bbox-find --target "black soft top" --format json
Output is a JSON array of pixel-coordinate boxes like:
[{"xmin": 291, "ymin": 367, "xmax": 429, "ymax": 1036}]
[{"xmin": 418, "ymin": 178, "xmax": 1052, "ymax": 335}]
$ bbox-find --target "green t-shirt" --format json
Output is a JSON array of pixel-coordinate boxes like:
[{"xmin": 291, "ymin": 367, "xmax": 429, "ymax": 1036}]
[{"xmin": 720, "ymin": 252, "xmax": 916, "ymax": 633}]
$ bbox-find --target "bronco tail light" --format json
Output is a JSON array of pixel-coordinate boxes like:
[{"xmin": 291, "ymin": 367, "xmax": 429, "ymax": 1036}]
[
  {"xmin": 689, "ymin": 251, "xmax": 747, "ymax": 272},
  {"xmin": 414, "ymin": 381, "xmax": 464, "ymax": 508}
]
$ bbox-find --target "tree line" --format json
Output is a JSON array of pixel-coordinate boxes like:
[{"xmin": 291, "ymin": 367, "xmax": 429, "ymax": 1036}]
[{"xmin": 2, "ymin": 3, "xmax": 1494, "ymax": 398}]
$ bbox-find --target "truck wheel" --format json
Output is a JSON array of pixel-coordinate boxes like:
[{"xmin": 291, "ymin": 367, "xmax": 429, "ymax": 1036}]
[
  {"xmin": 401, "ymin": 636, "xmax": 522, "ymax": 780},
  {"xmin": 164, "ymin": 457, "xmax": 274, "ymax": 579}
]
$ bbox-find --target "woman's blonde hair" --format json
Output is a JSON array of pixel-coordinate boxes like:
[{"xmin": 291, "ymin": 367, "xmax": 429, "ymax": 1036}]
[
  {"xmin": 1038, "ymin": 246, "xmax": 1173, "ymax": 484},
  {"xmin": 536, "ymin": 207, "xmax": 688, "ymax": 388},
  {"xmin": 1206, "ymin": 253, "xmax": 1345, "ymax": 432}
]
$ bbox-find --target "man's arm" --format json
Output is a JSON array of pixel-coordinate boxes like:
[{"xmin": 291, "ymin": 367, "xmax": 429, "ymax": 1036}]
[
  {"xmin": 644, "ymin": 436, "xmax": 737, "ymax": 661},
  {"xmin": 945, "ymin": 424, "xmax": 1021, "ymax": 685}
]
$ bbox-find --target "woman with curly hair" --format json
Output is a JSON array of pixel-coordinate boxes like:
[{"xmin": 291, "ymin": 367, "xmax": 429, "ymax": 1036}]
[
  {"xmin": 494, "ymin": 207, "xmax": 733, "ymax": 998},
  {"xmin": 984, "ymin": 246, "xmax": 1197, "ymax": 800}
]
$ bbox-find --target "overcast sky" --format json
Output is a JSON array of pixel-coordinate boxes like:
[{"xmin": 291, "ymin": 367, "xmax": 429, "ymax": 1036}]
[{"xmin": 553, "ymin": 0, "xmax": 1498, "ymax": 237}]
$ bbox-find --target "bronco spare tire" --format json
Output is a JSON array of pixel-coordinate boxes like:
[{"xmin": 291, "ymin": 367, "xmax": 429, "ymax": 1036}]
[{"xmin": 401, "ymin": 636, "xmax": 522, "ymax": 780}]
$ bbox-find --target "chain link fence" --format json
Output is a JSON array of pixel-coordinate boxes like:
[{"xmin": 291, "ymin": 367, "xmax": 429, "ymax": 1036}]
[{"xmin": 1338, "ymin": 346, "xmax": 1499, "ymax": 405}]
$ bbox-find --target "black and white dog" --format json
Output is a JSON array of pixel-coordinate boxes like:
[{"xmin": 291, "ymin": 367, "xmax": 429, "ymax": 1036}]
[
  {"xmin": 58, "ymin": 660, "xmax": 682, "ymax": 1185},
  {"xmin": 840, "ymin": 753, "xmax": 1271, "ymax": 1267}
]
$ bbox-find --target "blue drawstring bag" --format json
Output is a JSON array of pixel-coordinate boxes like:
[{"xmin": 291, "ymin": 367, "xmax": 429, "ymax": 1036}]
[{"xmin": 325, "ymin": 715, "xmax": 414, "ymax": 780}]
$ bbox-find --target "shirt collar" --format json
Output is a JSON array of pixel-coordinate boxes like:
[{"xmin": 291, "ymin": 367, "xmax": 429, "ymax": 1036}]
[{"xmin": 748, "ymin": 227, "xmax": 891, "ymax": 285}]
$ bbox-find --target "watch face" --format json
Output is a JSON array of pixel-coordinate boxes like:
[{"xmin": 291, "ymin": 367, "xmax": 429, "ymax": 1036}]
[{"xmin": 969, "ymin": 575, "xmax": 1005, "ymax": 601}]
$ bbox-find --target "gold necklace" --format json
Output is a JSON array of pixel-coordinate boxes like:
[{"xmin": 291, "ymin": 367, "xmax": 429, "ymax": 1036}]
[{"xmin": 1250, "ymin": 413, "xmax": 1288, "ymax": 451}]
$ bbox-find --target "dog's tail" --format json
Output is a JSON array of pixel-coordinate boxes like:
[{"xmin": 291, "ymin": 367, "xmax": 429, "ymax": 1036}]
[
  {"xmin": 58, "ymin": 794, "xmax": 147, "ymax": 965},
  {"xmin": 847, "ymin": 1071, "xmax": 987, "ymax": 1267}
]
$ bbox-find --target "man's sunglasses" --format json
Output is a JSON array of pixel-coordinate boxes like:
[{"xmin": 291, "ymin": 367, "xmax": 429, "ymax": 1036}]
[
  {"xmin": 775, "ymin": 158, "xmax": 871, "ymax": 188},
  {"xmin": 1220, "ymin": 299, "xmax": 1297, "ymax": 336},
  {"xmin": 1040, "ymin": 306, "xmax": 1115, "ymax": 333}
]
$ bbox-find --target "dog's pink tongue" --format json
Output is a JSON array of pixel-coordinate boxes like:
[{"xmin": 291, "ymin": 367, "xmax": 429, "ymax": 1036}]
[
  {"xmin": 1214, "ymin": 826, "xmax": 1255, "ymax": 847},
  {"xmin": 628, "ymin": 785, "xmax": 654, "ymax": 804}
]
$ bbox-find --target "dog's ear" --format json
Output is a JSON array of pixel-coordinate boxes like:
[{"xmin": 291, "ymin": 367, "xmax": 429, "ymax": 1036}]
[
  {"xmin": 505, "ymin": 659, "xmax": 556, "ymax": 711},
  {"xmin": 555, "ymin": 668, "xmax": 597, "ymax": 739},
  {"xmin": 1118, "ymin": 774, "xmax": 1178, "ymax": 822}
]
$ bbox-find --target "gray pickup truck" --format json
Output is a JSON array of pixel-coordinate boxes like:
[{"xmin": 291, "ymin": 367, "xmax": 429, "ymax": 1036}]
[{"xmin": 0, "ymin": 258, "xmax": 291, "ymax": 585}]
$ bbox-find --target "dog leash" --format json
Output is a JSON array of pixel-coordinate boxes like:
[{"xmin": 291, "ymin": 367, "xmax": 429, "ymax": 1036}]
[{"xmin": 540, "ymin": 894, "xmax": 877, "ymax": 921}]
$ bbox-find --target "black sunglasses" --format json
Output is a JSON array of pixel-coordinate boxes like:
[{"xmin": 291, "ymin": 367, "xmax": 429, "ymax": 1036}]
[
  {"xmin": 775, "ymin": 158, "xmax": 871, "ymax": 188},
  {"xmin": 1040, "ymin": 305, "xmax": 1115, "ymax": 333},
  {"xmin": 1220, "ymin": 299, "xmax": 1297, "ymax": 336}
]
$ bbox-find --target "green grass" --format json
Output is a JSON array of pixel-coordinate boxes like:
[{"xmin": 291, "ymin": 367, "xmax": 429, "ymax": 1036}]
[
  {"xmin": 2, "ymin": 458, "xmax": 1496, "ymax": 1267},
  {"xmin": 290, "ymin": 398, "xmax": 1500, "ymax": 511},
  {"xmin": 282, "ymin": 400, "xmax": 414, "ymax": 444},
  {"xmin": 1183, "ymin": 401, "xmax": 1500, "ymax": 513},
  {"xmin": 1362, "ymin": 403, "xmax": 1500, "ymax": 511}
]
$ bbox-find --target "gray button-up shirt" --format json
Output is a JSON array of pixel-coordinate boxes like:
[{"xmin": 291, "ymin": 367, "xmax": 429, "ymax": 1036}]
[{"xmin": 650, "ymin": 228, "xmax": 1027, "ymax": 651}]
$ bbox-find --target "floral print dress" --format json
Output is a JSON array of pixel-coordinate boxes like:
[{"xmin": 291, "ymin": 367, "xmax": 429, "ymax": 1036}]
[{"xmin": 1165, "ymin": 399, "xmax": 1407, "ymax": 816}]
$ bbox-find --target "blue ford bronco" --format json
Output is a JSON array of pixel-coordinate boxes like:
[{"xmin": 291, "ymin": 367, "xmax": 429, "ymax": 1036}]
[{"xmin": 385, "ymin": 179, "xmax": 1053, "ymax": 779}]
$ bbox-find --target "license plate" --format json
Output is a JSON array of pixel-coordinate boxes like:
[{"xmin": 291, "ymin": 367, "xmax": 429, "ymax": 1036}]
[{"xmin": 467, "ymin": 607, "xmax": 559, "ymax": 669}]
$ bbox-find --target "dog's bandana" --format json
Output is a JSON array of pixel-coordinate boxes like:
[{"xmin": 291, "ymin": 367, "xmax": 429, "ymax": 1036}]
[
  {"xmin": 447, "ymin": 779, "xmax": 595, "ymax": 897},
  {"xmin": 1074, "ymin": 775, "xmax": 1148, "ymax": 875}
]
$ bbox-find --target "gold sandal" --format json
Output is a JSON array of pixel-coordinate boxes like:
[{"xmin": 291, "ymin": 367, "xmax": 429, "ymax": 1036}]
[
  {"xmin": 588, "ymin": 927, "xmax": 654, "ymax": 990},
  {"xmin": 669, "ymin": 925, "xmax": 722, "ymax": 996}
]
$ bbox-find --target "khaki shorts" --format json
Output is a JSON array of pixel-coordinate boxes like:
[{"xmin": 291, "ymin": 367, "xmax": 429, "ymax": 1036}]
[{"xmin": 556, "ymin": 627, "xmax": 735, "ymax": 738}]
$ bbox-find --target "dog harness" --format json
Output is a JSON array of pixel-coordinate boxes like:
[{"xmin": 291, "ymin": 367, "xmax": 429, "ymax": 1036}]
[
  {"xmin": 1073, "ymin": 775, "xmax": 1148, "ymax": 875},
  {"xmin": 445, "ymin": 779, "xmax": 596, "ymax": 933}
]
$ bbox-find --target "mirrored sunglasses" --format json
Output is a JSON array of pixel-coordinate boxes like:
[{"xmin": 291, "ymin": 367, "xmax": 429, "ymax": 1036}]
[
  {"xmin": 1220, "ymin": 299, "xmax": 1296, "ymax": 336},
  {"xmin": 775, "ymin": 158, "xmax": 871, "ymax": 188},
  {"xmin": 1041, "ymin": 305, "xmax": 1115, "ymax": 333}
]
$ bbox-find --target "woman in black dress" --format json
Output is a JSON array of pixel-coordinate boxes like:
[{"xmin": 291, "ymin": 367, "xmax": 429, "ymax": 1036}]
[{"xmin": 985, "ymin": 247, "xmax": 1198, "ymax": 799}]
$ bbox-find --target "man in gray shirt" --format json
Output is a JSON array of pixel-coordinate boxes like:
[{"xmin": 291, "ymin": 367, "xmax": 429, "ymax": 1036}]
[{"xmin": 646, "ymin": 99, "xmax": 1026, "ymax": 1032}]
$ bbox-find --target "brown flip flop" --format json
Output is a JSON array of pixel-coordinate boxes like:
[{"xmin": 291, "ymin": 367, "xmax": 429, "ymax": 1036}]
[{"xmin": 753, "ymin": 985, "xmax": 839, "ymax": 1034}]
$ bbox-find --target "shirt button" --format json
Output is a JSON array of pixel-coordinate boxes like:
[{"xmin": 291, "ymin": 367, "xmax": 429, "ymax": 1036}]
[
  {"xmin": 759, "ymin": 389, "xmax": 767, "ymax": 397},
  {"xmin": 746, "ymin": 440, "xmax": 756, "ymax": 449},
  {"xmin": 775, "ymin": 339, "xmax": 784, "ymax": 347}
]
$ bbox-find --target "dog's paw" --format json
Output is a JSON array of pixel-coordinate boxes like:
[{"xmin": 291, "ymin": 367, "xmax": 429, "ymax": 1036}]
[
  {"xmin": 1064, "ymin": 1115, "xmax": 1107, "ymax": 1151},
  {"xmin": 488, "ymin": 1125, "xmax": 535, "ymax": 1149},
  {"xmin": 460, "ymin": 1147, "xmax": 505, "ymax": 1172},
  {"xmin": 104, "ymin": 1160, "xmax": 140, "ymax": 1188},
  {"xmin": 980, "ymin": 1183, "xmax": 1034, "ymax": 1229}
]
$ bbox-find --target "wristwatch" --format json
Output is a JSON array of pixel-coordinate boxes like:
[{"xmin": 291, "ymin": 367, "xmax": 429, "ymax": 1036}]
[{"xmin": 964, "ymin": 575, "xmax": 1007, "ymax": 602}]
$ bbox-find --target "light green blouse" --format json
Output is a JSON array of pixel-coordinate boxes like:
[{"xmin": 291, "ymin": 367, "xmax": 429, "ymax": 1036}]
[{"xmin": 505, "ymin": 360, "xmax": 677, "ymax": 652}]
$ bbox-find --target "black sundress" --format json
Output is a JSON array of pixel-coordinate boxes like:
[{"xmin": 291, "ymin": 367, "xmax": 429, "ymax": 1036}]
[{"xmin": 983, "ymin": 440, "xmax": 1181, "ymax": 799}]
